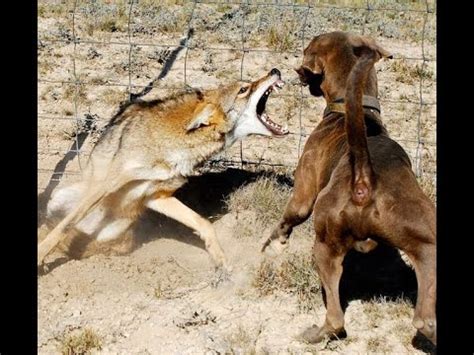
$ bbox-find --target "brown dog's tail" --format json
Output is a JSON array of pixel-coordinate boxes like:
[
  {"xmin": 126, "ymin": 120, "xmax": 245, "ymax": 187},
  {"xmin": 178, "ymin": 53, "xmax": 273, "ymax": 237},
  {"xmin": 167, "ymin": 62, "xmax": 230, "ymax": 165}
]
[{"xmin": 344, "ymin": 48, "xmax": 378, "ymax": 206}]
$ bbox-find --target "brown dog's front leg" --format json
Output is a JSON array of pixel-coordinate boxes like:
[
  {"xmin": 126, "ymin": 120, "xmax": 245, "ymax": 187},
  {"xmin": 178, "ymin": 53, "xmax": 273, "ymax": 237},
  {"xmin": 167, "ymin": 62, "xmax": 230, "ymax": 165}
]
[
  {"xmin": 261, "ymin": 190, "xmax": 316, "ymax": 252},
  {"xmin": 261, "ymin": 153, "xmax": 319, "ymax": 253}
]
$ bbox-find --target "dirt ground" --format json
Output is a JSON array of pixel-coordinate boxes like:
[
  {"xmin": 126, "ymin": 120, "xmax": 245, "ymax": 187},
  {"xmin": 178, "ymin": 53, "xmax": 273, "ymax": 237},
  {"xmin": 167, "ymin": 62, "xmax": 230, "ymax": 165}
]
[{"xmin": 38, "ymin": 1, "xmax": 436, "ymax": 354}]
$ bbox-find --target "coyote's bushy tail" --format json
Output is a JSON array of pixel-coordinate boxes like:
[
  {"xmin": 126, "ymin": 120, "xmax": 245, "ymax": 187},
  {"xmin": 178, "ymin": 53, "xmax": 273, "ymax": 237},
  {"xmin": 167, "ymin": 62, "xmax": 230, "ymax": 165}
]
[{"xmin": 344, "ymin": 48, "xmax": 378, "ymax": 206}]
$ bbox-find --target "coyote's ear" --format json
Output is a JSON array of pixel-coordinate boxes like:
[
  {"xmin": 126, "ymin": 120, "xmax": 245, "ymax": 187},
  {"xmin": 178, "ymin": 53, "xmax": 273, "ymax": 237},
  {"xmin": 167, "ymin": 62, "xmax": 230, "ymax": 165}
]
[{"xmin": 186, "ymin": 104, "xmax": 215, "ymax": 132}]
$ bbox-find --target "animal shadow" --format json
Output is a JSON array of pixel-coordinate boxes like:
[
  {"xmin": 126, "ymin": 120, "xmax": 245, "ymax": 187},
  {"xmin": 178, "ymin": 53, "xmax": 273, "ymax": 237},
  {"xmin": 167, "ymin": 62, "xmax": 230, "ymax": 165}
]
[
  {"xmin": 39, "ymin": 168, "xmax": 291, "ymax": 272},
  {"xmin": 328, "ymin": 244, "xmax": 434, "ymax": 353}
]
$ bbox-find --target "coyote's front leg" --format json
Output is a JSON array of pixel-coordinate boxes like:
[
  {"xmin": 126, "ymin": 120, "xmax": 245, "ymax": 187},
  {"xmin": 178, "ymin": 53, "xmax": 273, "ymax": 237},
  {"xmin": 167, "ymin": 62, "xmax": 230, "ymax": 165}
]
[{"xmin": 146, "ymin": 197, "xmax": 229, "ymax": 270}]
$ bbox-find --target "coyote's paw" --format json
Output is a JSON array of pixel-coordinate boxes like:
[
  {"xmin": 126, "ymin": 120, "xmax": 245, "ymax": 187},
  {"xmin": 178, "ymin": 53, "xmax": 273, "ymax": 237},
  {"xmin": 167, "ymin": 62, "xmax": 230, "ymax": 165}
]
[{"xmin": 211, "ymin": 264, "xmax": 233, "ymax": 287}]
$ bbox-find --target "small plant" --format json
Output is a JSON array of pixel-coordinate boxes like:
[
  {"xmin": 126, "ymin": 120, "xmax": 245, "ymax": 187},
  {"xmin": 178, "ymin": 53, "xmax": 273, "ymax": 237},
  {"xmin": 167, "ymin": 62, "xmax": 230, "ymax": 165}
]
[
  {"xmin": 267, "ymin": 24, "xmax": 296, "ymax": 52},
  {"xmin": 390, "ymin": 59, "xmax": 434, "ymax": 85},
  {"xmin": 417, "ymin": 175, "xmax": 436, "ymax": 203},
  {"xmin": 253, "ymin": 254, "xmax": 321, "ymax": 311},
  {"xmin": 226, "ymin": 175, "xmax": 303, "ymax": 239},
  {"xmin": 362, "ymin": 296, "xmax": 414, "ymax": 329},
  {"xmin": 38, "ymin": 3, "xmax": 67, "ymax": 18},
  {"xmin": 63, "ymin": 82, "xmax": 89, "ymax": 106},
  {"xmin": 225, "ymin": 325, "xmax": 260, "ymax": 355},
  {"xmin": 102, "ymin": 88, "xmax": 127, "ymax": 105},
  {"xmin": 84, "ymin": 1, "xmax": 129, "ymax": 36},
  {"xmin": 216, "ymin": 4, "xmax": 233, "ymax": 13},
  {"xmin": 366, "ymin": 336, "xmax": 390, "ymax": 353},
  {"xmin": 414, "ymin": 63, "xmax": 434, "ymax": 81},
  {"xmin": 59, "ymin": 327, "xmax": 102, "ymax": 355}
]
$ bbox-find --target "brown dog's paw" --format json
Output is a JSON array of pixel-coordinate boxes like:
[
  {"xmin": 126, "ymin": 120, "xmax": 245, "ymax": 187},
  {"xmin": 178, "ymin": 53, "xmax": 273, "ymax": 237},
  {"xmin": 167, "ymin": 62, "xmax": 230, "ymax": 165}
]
[
  {"xmin": 260, "ymin": 229, "xmax": 289, "ymax": 254},
  {"xmin": 413, "ymin": 318, "xmax": 436, "ymax": 346},
  {"xmin": 300, "ymin": 324, "xmax": 347, "ymax": 344},
  {"xmin": 412, "ymin": 330, "xmax": 437, "ymax": 353},
  {"xmin": 260, "ymin": 238, "xmax": 289, "ymax": 256}
]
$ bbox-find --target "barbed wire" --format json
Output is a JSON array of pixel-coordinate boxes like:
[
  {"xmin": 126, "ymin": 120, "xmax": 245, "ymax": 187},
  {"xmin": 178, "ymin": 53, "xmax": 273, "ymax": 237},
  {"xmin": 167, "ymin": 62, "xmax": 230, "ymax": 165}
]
[{"xmin": 37, "ymin": 0, "xmax": 436, "ymax": 195}]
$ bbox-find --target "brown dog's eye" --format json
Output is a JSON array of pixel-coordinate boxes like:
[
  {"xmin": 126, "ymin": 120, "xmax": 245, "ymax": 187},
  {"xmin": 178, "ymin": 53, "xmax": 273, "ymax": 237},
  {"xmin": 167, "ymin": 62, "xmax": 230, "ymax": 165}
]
[{"xmin": 238, "ymin": 87, "xmax": 248, "ymax": 94}]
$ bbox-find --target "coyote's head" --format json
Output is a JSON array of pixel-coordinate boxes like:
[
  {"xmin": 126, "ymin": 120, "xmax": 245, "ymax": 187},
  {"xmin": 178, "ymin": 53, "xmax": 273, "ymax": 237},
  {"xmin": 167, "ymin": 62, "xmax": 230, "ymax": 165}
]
[
  {"xmin": 185, "ymin": 68, "xmax": 288, "ymax": 147},
  {"xmin": 221, "ymin": 68, "xmax": 288, "ymax": 146}
]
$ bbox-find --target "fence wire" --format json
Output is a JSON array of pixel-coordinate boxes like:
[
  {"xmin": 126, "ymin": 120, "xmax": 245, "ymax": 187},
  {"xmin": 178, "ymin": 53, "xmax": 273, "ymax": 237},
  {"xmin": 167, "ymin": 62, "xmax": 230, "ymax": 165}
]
[{"xmin": 38, "ymin": 0, "xmax": 436, "ymax": 194}]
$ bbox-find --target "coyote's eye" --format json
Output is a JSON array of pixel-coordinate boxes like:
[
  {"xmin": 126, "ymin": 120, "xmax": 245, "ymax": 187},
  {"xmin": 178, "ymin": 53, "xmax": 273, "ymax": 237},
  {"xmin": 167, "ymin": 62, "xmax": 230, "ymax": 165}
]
[{"xmin": 238, "ymin": 87, "xmax": 248, "ymax": 94}]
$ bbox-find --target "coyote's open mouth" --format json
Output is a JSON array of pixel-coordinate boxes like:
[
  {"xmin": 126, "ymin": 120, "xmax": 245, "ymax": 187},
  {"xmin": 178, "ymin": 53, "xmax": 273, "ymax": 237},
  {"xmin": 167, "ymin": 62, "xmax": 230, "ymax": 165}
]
[{"xmin": 256, "ymin": 79, "xmax": 289, "ymax": 136}]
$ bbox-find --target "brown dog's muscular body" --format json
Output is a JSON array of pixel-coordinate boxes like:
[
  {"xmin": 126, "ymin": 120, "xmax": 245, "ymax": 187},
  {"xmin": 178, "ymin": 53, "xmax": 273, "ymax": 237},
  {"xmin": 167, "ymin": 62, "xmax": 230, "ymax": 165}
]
[{"xmin": 263, "ymin": 32, "xmax": 436, "ymax": 345}]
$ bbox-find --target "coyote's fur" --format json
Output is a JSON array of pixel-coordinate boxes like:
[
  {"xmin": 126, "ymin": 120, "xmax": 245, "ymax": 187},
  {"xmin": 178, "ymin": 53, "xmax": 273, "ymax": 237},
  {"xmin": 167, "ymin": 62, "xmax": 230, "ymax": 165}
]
[{"xmin": 39, "ymin": 68, "xmax": 287, "ymax": 270}]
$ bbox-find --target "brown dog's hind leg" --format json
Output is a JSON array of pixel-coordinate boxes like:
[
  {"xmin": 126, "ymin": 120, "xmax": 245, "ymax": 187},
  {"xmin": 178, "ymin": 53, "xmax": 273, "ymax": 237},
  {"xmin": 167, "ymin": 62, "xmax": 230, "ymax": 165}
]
[
  {"xmin": 301, "ymin": 239, "xmax": 349, "ymax": 343},
  {"xmin": 405, "ymin": 241, "xmax": 436, "ymax": 345},
  {"xmin": 381, "ymin": 199, "xmax": 436, "ymax": 345}
]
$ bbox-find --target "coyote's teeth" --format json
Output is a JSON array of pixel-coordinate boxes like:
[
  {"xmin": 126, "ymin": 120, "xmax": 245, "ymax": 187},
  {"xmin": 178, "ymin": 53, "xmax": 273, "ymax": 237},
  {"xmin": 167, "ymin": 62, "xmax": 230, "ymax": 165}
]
[{"xmin": 282, "ymin": 124, "xmax": 288, "ymax": 132}]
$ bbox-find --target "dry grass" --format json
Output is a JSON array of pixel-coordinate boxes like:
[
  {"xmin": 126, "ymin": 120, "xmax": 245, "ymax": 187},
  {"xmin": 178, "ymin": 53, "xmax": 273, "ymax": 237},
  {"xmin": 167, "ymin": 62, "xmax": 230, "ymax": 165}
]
[
  {"xmin": 391, "ymin": 321, "xmax": 415, "ymax": 346},
  {"xmin": 389, "ymin": 59, "xmax": 434, "ymax": 85},
  {"xmin": 83, "ymin": 1, "xmax": 128, "ymax": 36},
  {"xmin": 216, "ymin": 4, "xmax": 233, "ymax": 13},
  {"xmin": 362, "ymin": 297, "xmax": 413, "ymax": 329},
  {"xmin": 366, "ymin": 336, "xmax": 390, "ymax": 353},
  {"xmin": 39, "ymin": 59, "xmax": 55, "ymax": 76},
  {"xmin": 226, "ymin": 175, "xmax": 313, "ymax": 239},
  {"xmin": 63, "ymin": 82, "xmax": 89, "ymax": 106},
  {"xmin": 417, "ymin": 175, "xmax": 436, "ymax": 203},
  {"xmin": 253, "ymin": 254, "xmax": 321, "ymax": 311},
  {"xmin": 230, "ymin": 176, "xmax": 290, "ymax": 221},
  {"xmin": 225, "ymin": 325, "xmax": 260, "ymax": 355},
  {"xmin": 266, "ymin": 24, "xmax": 296, "ymax": 52},
  {"xmin": 38, "ymin": 3, "xmax": 68, "ymax": 18},
  {"xmin": 126, "ymin": 0, "xmax": 190, "ymax": 33},
  {"xmin": 215, "ymin": 68, "xmax": 236, "ymax": 80},
  {"xmin": 59, "ymin": 327, "xmax": 102, "ymax": 355},
  {"xmin": 101, "ymin": 88, "xmax": 127, "ymax": 105}
]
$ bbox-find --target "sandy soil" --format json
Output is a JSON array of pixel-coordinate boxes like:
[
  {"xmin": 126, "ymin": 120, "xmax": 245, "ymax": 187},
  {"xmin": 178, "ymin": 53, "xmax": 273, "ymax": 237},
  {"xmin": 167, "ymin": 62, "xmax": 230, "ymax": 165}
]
[{"xmin": 38, "ymin": 183, "xmax": 426, "ymax": 354}]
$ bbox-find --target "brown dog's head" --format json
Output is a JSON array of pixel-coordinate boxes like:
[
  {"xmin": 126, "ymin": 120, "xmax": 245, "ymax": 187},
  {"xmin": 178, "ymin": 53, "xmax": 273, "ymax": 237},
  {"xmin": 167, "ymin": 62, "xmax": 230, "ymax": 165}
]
[{"xmin": 295, "ymin": 31, "xmax": 392, "ymax": 101}]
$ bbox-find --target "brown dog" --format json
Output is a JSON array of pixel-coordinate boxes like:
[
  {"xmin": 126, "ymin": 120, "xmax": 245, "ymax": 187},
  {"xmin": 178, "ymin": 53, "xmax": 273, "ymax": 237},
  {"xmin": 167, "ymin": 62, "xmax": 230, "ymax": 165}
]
[{"xmin": 261, "ymin": 32, "xmax": 436, "ymax": 345}]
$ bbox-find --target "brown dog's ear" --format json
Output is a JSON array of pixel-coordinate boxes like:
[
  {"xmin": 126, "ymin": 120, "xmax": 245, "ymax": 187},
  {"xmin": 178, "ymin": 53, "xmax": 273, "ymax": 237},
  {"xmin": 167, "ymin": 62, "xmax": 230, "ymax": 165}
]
[
  {"xmin": 297, "ymin": 56, "xmax": 323, "ymax": 75},
  {"xmin": 294, "ymin": 66, "xmax": 315, "ymax": 86},
  {"xmin": 350, "ymin": 35, "xmax": 393, "ymax": 61},
  {"xmin": 295, "ymin": 61, "xmax": 322, "ymax": 82},
  {"xmin": 294, "ymin": 66, "xmax": 312, "ymax": 77}
]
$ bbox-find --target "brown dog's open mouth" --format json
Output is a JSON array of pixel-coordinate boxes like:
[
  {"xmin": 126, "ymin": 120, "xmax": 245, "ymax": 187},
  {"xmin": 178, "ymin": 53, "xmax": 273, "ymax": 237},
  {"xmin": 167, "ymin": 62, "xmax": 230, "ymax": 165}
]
[{"xmin": 256, "ymin": 79, "xmax": 289, "ymax": 136}]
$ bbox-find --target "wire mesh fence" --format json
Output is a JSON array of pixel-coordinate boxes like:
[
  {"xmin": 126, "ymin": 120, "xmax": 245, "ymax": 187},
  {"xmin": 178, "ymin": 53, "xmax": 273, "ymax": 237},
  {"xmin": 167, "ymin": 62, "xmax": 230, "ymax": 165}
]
[{"xmin": 38, "ymin": 0, "xmax": 436, "ymax": 197}]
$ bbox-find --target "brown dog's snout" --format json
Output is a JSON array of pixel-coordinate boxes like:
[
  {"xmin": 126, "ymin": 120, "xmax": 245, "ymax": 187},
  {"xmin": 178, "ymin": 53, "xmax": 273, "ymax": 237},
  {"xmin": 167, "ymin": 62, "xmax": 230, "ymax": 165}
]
[
  {"xmin": 294, "ymin": 67, "xmax": 308, "ymax": 86},
  {"xmin": 270, "ymin": 68, "xmax": 281, "ymax": 78}
]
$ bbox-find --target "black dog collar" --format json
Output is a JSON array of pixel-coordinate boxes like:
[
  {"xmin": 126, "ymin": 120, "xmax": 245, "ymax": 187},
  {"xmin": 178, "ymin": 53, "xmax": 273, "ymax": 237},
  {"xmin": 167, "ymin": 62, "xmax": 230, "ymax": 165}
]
[{"xmin": 323, "ymin": 95, "xmax": 381, "ymax": 117}]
